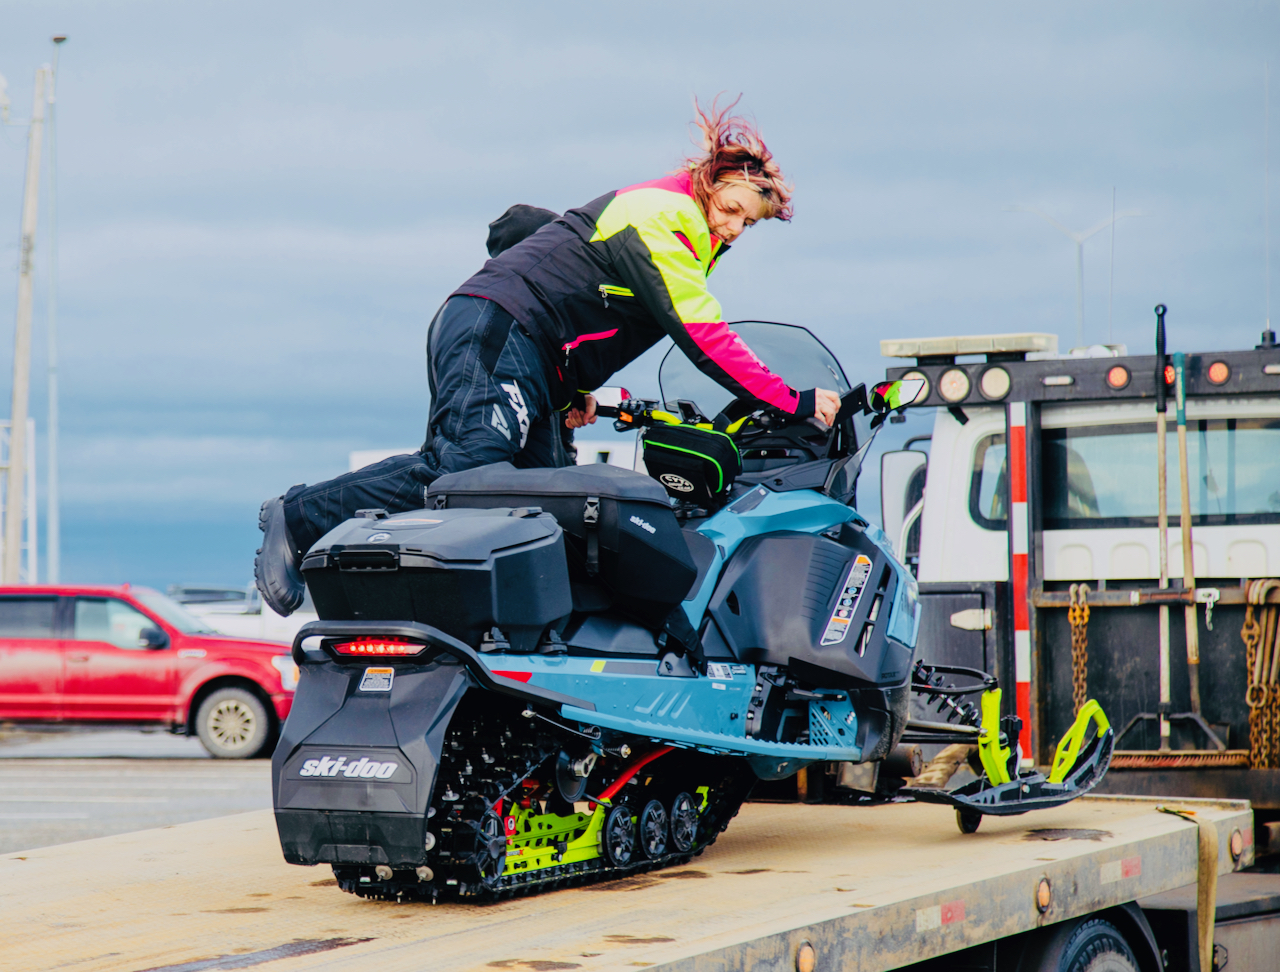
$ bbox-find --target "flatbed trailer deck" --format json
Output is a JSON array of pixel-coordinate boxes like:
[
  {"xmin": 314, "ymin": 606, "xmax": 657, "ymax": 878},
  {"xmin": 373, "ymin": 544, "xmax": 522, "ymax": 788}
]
[{"xmin": 3, "ymin": 796, "xmax": 1252, "ymax": 972}]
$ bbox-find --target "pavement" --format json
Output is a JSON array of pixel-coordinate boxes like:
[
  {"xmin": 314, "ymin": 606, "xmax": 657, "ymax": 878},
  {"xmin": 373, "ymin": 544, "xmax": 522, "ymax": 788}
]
[{"xmin": 0, "ymin": 727, "xmax": 272, "ymax": 854}]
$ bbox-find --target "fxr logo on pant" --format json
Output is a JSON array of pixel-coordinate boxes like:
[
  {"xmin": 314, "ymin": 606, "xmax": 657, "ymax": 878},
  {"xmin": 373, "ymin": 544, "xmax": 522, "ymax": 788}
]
[{"xmin": 497, "ymin": 381, "xmax": 530, "ymax": 449}]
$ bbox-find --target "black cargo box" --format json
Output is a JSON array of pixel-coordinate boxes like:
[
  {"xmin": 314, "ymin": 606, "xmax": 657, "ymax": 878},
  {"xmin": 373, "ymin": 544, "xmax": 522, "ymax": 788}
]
[
  {"xmin": 301, "ymin": 507, "xmax": 572, "ymax": 653},
  {"xmin": 427, "ymin": 463, "xmax": 696, "ymax": 626}
]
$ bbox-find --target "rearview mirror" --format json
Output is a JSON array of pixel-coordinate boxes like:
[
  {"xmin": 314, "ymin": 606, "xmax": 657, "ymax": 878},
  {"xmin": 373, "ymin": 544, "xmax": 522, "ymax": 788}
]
[
  {"xmin": 590, "ymin": 386, "xmax": 631, "ymax": 418},
  {"xmin": 139, "ymin": 627, "xmax": 169, "ymax": 650},
  {"xmin": 871, "ymin": 379, "xmax": 926, "ymax": 414}
]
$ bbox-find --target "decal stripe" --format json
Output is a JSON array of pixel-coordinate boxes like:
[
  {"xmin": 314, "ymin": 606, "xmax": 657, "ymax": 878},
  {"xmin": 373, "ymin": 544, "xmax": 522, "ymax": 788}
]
[
  {"xmin": 1008, "ymin": 401, "xmax": 1033, "ymax": 762},
  {"xmin": 491, "ymin": 670, "xmax": 533, "ymax": 683}
]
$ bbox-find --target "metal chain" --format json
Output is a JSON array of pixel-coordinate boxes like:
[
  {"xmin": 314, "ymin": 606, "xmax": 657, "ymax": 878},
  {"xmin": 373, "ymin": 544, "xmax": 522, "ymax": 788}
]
[
  {"xmin": 1243, "ymin": 579, "xmax": 1280, "ymax": 769},
  {"xmin": 1067, "ymin": 583, "xmax": 1091, "ymax": 717}
]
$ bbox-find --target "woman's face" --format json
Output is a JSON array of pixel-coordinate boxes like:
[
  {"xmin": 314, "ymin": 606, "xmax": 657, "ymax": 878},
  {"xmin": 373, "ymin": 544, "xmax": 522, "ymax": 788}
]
[{"xmin": 705, "ymin": 181, "xmax": 767, "ymax": 243}]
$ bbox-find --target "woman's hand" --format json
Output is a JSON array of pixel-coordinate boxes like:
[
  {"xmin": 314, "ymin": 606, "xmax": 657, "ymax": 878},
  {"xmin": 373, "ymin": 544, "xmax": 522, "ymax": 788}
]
[
  {"xmin": 564, "ymin": 394, "xmax": 598, "ymax": 430},
  {"xmin": 814, "ymin": 388, "xmax": 841, "ymax": 426}
]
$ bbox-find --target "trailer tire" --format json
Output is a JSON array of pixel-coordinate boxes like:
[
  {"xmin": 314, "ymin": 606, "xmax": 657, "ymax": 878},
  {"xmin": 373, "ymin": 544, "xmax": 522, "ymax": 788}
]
[
  {"xmin": 1018, "ymin": 917, "xmax": 1140, "ymax": 972},
  {"xmin": 195, "ymin": 687, "xmax": 271, "ymax": 759}
]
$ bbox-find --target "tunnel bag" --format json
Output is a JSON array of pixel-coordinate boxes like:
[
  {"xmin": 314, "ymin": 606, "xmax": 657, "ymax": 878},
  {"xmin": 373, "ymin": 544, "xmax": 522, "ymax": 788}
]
[
  {"xmin": 301, "ymin": 507, "xmax": 572, "ymax": 652},
  {"xmin": 641, "ymin": 425, "xmax": 742, "ymax": 507},
  {"xmin": 427, "ymin": 463, "xmax": 697, "ymax": 623}
]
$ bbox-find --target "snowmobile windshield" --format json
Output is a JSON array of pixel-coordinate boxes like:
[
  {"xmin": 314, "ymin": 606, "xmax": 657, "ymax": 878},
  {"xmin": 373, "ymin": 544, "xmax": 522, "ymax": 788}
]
[{"xmin": 658, "ymin": 321, "xmax": 851, "ymax": 420}]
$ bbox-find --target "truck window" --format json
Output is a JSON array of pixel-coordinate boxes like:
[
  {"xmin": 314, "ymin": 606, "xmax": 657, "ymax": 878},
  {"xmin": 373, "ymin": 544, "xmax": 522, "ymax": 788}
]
[
  {"xmin": 969, "ymin": 433, "xmax": 1008, "ymax": 530},
  {"xmin": 1043, "ymin": 419, "xmax": 1280, "ymax": 528},
  {"xmin": 74, "ymin": 598, "xmax": 158, "ymax": 650},
  {"xmin": 0, "ymin": 597, "xmax": 58, "ymax": 638}
]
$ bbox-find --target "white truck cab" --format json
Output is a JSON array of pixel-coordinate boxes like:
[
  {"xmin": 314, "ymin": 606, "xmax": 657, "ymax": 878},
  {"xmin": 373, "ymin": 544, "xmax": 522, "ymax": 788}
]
[{"xmin": 879, "ymin": 329, "xmax": 1280, "ymax": 811}]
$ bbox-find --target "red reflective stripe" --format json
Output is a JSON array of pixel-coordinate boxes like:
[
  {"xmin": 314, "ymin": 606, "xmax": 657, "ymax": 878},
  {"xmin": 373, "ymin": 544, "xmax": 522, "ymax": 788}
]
[
  {"xmin": 562, "ymin": 329, "xmax": 619, "ymax": 352},
  {"xmin": 683, "ymin": 320, "xmax": 799, "ymax": 412},
  {"xmin": 1009, "ymin": 425, "xmax": 1027, "ymax": 503},
  {"xmin": 1016, "ymin": 681, "xmax": 1032, "ymax": 755},
  {"xmin": 491, "ymin": 670, "xmax": 533, "ymax": 683},
  {"xmin": 1012, "ymin": 554, "xmax": 1029, "ymax": 630}
]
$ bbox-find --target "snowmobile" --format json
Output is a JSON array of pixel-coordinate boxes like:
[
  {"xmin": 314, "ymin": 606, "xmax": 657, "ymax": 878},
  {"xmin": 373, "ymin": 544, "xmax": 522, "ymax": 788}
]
[{"xmin": 272, "ymin": 321, "xmax": 1113, "ymax": 902}]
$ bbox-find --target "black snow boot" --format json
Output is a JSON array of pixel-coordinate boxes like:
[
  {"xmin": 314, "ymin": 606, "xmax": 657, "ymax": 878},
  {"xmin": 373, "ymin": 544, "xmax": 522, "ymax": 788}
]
[{"xmin": 254, "ymin": 495, "xmax": 305, "ymax": 616}]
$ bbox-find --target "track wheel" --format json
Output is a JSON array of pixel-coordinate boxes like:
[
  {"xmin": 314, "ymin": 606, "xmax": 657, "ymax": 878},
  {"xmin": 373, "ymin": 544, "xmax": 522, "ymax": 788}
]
[
  {"xmin": 638, "ymin": 800, "xmax": 668, "ymax": 859},
  {"xmin": 669, "ymin": 792, "xmax": 698, "ymax": 853},
  {"xmin": 472, "ymin": 810, "xmax": 507, "ymax": 890},
  {"xmin": 602, "ymin": 804, "xmax": 635, "ymax": 867},
  {"xmin": 956, "ymin": 808, "xmax": 982, "ymax": 834}
]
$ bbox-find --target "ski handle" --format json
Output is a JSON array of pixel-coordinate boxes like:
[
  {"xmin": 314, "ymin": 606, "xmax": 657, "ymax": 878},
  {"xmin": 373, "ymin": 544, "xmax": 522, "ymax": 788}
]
[{"xmin": 1049, "ymin": 699, "xmax": 1112, "ymax": 784}]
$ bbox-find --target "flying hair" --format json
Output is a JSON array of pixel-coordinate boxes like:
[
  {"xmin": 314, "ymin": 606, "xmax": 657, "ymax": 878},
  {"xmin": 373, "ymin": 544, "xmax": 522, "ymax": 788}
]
[{"xmin": 684, "ymin": 95, "xmax": 793, "ymax": 223}]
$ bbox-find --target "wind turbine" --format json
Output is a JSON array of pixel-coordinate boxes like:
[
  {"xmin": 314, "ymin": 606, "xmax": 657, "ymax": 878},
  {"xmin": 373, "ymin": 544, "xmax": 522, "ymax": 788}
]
[{"xmin": 1010, "ymin": 204, "xmax": 1143, "ymax": 349}]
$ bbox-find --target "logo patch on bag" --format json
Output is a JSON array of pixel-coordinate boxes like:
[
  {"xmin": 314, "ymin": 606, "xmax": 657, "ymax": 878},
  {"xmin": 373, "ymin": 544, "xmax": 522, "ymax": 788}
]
[
  {"xmin": 629, "ymin": 515, "xmax": 656, "ymax": 534},
  {"xmin": 660, "ymin": 473, "xmax": 695, "ymax": 493},
  {"xmin": 359, "ymin": 667, "xmax": 395, "ymax": 692}
]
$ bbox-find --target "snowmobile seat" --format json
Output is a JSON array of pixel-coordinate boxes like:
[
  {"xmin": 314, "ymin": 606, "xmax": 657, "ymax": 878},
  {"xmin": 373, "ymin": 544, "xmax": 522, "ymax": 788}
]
[{"xmin": 428, "ymin": 463, "xmax": 697, "ymax": 629}]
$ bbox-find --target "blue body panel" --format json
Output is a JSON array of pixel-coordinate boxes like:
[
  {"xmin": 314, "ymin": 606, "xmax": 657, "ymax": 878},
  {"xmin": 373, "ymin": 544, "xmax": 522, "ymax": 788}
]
[{"xmin": 488, "ymin": 483, "xmax": 921, "ymax": 765}]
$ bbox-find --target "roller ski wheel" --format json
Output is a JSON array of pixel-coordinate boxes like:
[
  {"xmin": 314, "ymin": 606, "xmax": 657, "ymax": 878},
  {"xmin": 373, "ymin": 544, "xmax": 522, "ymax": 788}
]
[
  {"xmin": 638, "ymin": 800, "xmax": 669, "ymax": 859},
  {"xmin": 603, "ymin": 804, "xmax": 636, "ymax": 867},
  {"xmin": 669, "ymin": 792, "xmax": 698, "ymax": 853}
]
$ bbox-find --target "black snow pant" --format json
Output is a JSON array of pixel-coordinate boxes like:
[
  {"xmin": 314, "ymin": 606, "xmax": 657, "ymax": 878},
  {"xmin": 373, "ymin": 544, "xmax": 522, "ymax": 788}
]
[{"xmin": 281, "ymin": 296, "xmax": 565, "ymax": 556}]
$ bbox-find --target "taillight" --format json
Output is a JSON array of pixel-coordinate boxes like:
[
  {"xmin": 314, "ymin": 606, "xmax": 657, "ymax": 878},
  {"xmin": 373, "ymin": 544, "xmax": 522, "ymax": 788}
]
[{"xmin": 331, "ymin": 637, "xmax": 424, "ymax": 657}]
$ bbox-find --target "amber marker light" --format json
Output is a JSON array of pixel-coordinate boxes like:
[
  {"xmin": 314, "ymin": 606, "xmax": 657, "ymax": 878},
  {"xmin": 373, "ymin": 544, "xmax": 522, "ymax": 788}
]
[
  {"xmin": 938, "ymin": 368, "xmax": 971, "ymax": 403},
  {"xmin": 795, "ymin": 941, "xmax": 817, "ymax": 972},
  {"xmin": 1207, "ymin": 361, "xmax": 1230, "ymax": 385},
  {"xmin": 1106, "ymin": 365, "xmax": 1130, "ymax": 390},
  {"xmin": 1036, "ymin": 877, "xmax": 1052, "ymax": 913}
]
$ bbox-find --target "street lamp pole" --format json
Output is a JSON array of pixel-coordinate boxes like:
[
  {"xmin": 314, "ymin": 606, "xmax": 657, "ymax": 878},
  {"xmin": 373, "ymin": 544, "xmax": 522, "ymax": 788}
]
[
  {"xmin": 47, "ymin": 35, "xmax": 66, "ymax": 583},
  {"xmin": 5, "ymin": 67, "xmax": 49, "ymax": 583}
]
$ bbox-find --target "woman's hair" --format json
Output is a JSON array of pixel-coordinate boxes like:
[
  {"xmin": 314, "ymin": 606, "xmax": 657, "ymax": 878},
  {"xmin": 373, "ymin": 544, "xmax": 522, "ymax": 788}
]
[{"xmin": 686, "ymin": 96, "xmax": 793, "ymax": 222}]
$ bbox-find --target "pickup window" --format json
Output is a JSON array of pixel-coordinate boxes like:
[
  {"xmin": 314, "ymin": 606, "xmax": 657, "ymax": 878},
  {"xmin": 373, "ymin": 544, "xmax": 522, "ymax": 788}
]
[
  {"xmin": 1043, "ymin": 419, "xmax": 1280, "ymax": 528},
  {"xmin": 0, "ymin": 596, "xmax": 58, "ymax": 638}
]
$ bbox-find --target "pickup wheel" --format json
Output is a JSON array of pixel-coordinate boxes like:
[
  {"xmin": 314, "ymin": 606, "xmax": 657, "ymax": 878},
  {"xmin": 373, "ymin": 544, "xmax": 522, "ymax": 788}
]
[
  {"xmin": 1019, "ymin": 917, "xmax": 1140, "ymax": 972},
  {"xmin": 195, "ymin": 687, "xmax": 270, "ymax": 759}
]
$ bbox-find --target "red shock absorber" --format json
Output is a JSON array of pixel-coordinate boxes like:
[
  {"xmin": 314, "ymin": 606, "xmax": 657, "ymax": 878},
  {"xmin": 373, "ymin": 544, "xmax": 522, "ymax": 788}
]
[{"xmin": 591, "ymin": 746, "xmax": 675, "ymax": 808}]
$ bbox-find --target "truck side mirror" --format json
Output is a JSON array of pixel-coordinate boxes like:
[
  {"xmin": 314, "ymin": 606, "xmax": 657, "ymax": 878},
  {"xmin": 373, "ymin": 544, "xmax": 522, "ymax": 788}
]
[
  {"xmin": 139, "ymin": 627, "xmax": 170, "ymax": 650},
  {"xmin": 881, "ymin": 450, "xmax": 928, "ymax": 557}
]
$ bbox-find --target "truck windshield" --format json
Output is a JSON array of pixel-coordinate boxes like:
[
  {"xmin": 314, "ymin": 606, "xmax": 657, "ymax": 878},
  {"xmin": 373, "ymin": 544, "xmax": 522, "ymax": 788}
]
[
  {"xmin": 968, "ymin": 420, "xmax": 1280, "ymax": 531},
  {"xmin": 658, "ymin": 321, "xmax": 851, "ymax": 418},
  {"xmin": 133, "ymin": 588, "xmax": 218, "ymax": 634}
]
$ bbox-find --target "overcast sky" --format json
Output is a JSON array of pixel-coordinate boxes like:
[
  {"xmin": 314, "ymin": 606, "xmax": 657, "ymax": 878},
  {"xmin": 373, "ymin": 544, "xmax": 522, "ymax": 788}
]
[{"xmin": 0, "ymin": 1, "xmax": 1277, "ymax": 587}]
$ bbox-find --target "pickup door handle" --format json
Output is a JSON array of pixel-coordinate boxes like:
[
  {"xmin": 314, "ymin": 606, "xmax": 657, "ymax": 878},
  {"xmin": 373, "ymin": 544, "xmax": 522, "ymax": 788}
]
[{"xmin": 66, "ymin": 654, "xmax": 91, "ymax": 663}]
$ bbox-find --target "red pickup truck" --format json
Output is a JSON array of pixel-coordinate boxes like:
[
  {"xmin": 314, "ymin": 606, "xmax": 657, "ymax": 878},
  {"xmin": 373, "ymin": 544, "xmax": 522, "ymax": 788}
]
[{"xmin": 0, "ymin": 585, "xmax": 295, "ymax": 758}]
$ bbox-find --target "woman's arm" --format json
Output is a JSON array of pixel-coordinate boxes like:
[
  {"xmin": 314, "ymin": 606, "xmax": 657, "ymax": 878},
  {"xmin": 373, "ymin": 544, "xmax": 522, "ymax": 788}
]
[{"xmin": 609, "ymin": 209, "xmax": 814, "ymax": 417}]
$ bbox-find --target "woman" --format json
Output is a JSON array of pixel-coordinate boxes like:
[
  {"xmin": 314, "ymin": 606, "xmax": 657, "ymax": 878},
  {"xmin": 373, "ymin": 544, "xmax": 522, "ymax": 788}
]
[{"xmin": 256, "ymin": 100, "xmax": 841, "ymax": 615}]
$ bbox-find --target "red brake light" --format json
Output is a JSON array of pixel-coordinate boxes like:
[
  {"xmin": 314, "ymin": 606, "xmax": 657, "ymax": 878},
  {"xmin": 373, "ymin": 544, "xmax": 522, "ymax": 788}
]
[
  {"xmin": 1164, "ymin": 364, "xmax": 1175, "ymax": 385},
  {"xmin": 332, "ymin": 637, "xmax": 423, "ymax": 656}
]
